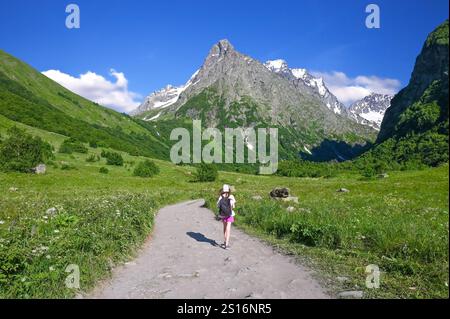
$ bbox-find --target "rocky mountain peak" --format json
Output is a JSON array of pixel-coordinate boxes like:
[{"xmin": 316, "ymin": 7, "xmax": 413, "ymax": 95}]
[
  {"xmin": 348, "ymin": 93, "xmax": 393, "ymax": 130},
  {"xmin": 207, "ymin": 39, "xmax": 236, "ymax": 60},
  {"xmin": 264, "ymin": 59, "xmax": 290, "ymax": 75}
]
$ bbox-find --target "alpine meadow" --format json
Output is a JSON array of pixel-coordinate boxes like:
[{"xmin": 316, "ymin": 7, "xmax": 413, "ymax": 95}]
[{"xmin": 0, "ymin": 1, "xmax": 448, "ymax": 301}]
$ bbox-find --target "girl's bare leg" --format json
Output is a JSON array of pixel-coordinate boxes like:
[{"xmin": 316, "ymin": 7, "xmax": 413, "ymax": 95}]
[
  {"xmin": 223, "ymin": 221, "xmax": 227, "ymax": 244},
  {"xmin": 225, "ymin": 222, "xmax": 231, "ymax": 246}
]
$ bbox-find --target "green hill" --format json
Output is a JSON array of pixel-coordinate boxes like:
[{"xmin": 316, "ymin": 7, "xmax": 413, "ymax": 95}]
[
  {"xmin": 0, "ymin": 49, "xmax": 171, "ymax": 159},
  {"xmin": 359, "ymin": 20, "xmax": 449, "ymax": 168}
]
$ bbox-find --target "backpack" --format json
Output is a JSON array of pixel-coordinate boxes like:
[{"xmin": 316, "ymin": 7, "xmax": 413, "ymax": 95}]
[{"xmin": 218, "ymin": 197, "xmax": 232, "ymax": 218}]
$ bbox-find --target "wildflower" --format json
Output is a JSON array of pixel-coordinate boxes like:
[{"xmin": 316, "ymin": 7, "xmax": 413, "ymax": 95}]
[
  {"xmin": 49, "ymin": 266, "xmax": 55, "ymax": 271},
  {"xmin": 46, "ymin": 255, "xmax": 51, "ymax": 259},
  {"xmin": 54, "ymin": 229, "xmax": 60, "ymax": 233},
  {"xmin": 0, "ymin": 220, "xmax": 4, "ymax": 225}
]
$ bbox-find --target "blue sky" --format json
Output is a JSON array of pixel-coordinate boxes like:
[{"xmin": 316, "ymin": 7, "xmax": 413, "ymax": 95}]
[{"xmin": 0, "ymin": 0, "xmax": 448, "ymax": 112}]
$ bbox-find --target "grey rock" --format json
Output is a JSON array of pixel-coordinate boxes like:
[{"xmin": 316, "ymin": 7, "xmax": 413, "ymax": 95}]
[
  {"xmin": 286, "ymin": 206, "xmax": 295, "ymax": 213},
  {"xmin": 33, "ymin": 164, "xmax": 46, "ymax": 174},
  {"xmin": 9, "ymin": 187, "xmax": 18, "ymax": 192},
  {"xmin": 337, "ymin": 188, "xmax": 350, "ymax": 193},
  {"xmin": 270, "ymin": 187, "xmax": 290, "ymax": 198},
  {"xmin": 252, "ymin": 195, "xmax": 263, "ymax": 201},
  {"xmin": 378, "ymin": 173, "xmax": 389, "ymax": 178},
  {"xmin": 337, "ymin": 290, "xmax": 364, "ymax": 299},
  {"xmin": 281, "ymin": 196, "xmax": 299, "ymax": 203},
  {"xmin": 336, "ymin": 276, "xmax": 350, "ymax": 283},
  {"xmin": 46, "ymin": 207, "xmax": 57, "ymax": 216}
]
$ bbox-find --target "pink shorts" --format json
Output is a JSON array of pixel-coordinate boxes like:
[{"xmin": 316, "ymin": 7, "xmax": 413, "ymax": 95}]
[{"xmin": 222, "ymin": 216, "xmax": 235, "ymax": 223}]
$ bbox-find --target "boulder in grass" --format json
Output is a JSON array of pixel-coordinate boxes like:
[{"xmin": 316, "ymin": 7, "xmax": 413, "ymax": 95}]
[
  {"xmin": 286, "ymin": 206, "xmax": 295, "ymax": 213},
  {"xmin": 282, "ymin": 196, "xmax": 299, "ymax": 203},
  {"xmin": 46, "ymin": 207, "xmax": 58, "ymax": 216},
  {"xmin": 337, "ymin": 188, "xmax": 350, "ymax": 193},
  {"xmin": 32, "ymin": 164, "xmax": 46, "ymax": 174},
  {"xmin": 9, "ymin": 187, "xmax": 18, "ymax": 192},
  {"xmin": 269, "ymin": 187, "xmax": 290, "ymax": 198},
  {"xmin": 337, "ymin": 291, "xmax": 363, "ymax": 299}
]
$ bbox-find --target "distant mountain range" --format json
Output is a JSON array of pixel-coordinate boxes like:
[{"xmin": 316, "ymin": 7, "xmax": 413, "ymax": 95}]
[
  {"xmin": 132, "ymin": 39, "xmax": 378, "ymax": 161},
  {"xmin": 133, "ymin": 51, "xmax": 392, "ymax": 131}
]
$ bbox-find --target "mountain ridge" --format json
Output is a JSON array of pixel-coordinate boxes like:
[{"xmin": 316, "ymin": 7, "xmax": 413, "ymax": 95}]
[{"xmin": 133, "ymin": 39, "xmax": 377, "ymax": 161}]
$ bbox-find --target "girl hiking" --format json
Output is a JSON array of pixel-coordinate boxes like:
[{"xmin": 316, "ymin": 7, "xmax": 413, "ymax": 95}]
[{"xmin": 217, "ymin": 184, "xmax": 236, "ymax": 250}]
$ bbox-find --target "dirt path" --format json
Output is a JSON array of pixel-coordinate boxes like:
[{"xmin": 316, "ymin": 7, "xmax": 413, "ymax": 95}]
[{"xmin": 88, "ymin": 199, "xmax": 330, "ymax": 299}]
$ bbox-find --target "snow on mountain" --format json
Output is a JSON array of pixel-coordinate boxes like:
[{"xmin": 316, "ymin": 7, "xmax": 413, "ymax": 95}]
[
  {"xmin": 348, "ymin": 93, "xmax": 393, "ymax": 130},
  {"xmin": 131, "ymin": 69, "xmax": 199, "ymax": 117},
  {"xmin": 264, "ymin": 60, "xmax": 347, "ymax": 115}
]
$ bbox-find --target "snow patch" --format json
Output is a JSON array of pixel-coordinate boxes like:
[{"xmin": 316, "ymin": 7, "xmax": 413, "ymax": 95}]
[
  {"xmin": 146, "ymin": 112, "xmax": 162, "ymax": 121},
  {"xmin": 303, "ymin": 146, "xmax": 312, "ymax": 155}
]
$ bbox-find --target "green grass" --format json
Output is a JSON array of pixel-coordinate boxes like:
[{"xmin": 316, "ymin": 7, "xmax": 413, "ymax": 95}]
[
  {"xmin": 0, "ymin": 149, "xmax": 203, "ymax": 298},
  {"xmin": 206, "ymin": 165, "xmax": 449, "ymax": 299},
  {"xmin": 0, "ymin": 131, "xmax": 448, "ymax": 298}
]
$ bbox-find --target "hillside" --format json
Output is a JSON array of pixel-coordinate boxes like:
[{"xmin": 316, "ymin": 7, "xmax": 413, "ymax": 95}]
[
  {"xmin": 358, "ymin": 20, "xmax": 449, "ymax": 167},
  {"xmin": 0, "ymin": 49, "xmax": 171, "ymax": 159},
  {"xmin": 378, "ymin": 20, "xmax": 448, "ymax": 142}
]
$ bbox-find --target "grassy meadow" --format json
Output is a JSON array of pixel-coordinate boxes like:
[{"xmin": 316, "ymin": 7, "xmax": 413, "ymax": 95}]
[{"xmin": 0, "ymin": 122, "xmax": 448, "ymax": 298}]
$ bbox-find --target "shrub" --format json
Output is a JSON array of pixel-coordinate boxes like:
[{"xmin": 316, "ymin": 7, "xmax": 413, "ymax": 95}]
[
  {"xmin": 100, "ymin": 150, "xmax": 124, "ymax": 166},
  {"xmin": 0, "ymin": 127, "xmax": 53, "ymax": 172},
  {"xmin": 59, "ymin": 138, "xmax": 88, "ymax": 154},
  {"xmin": 361, "ymin": 166, "xmax": 377, "ymax": 179},
  {"xmin": 133, "ymin": 160, "xmax": 160, "ymax": 178},
  {"xmin": 99, "ymin": 167, "xmax": 109, "ymax": 174},
  {"xmin": 193, "ymin": 163, "xmax": 218, "ymax": 182},
  {"xmin": 61, "ymin": 163, "xmax": 76, "ymax": 170},
  {"xmin": 89, "ymin": 141, "xmax": 98, "ymax": 148},
  {"xmin": 105, "ymin": 152, "xmax": 123, "ymax": 166},
  {"xmin": 86, "ymin": 154, "xmax": 100, "ymax": 163}
]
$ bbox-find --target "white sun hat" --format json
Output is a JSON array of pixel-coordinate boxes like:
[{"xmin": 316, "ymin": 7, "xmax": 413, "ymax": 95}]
[{"xmin": 222, "ymin": 184, "xmax": 230, "ymax": 193}]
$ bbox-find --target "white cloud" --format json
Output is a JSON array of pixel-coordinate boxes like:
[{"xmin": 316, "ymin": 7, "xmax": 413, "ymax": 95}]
[
  {"xmin": 42, "ymin": 69, "xmax": 141, "ymax": 113},
  {"xmin": 310, "ymin": 71, "xmax": 401, "ymax": 106}
]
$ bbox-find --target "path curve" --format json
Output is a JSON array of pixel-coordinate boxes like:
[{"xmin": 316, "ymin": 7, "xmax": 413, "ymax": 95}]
[{"xmin": 88, "ymin": 199, "xmax": 330, "ymax": 299}]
